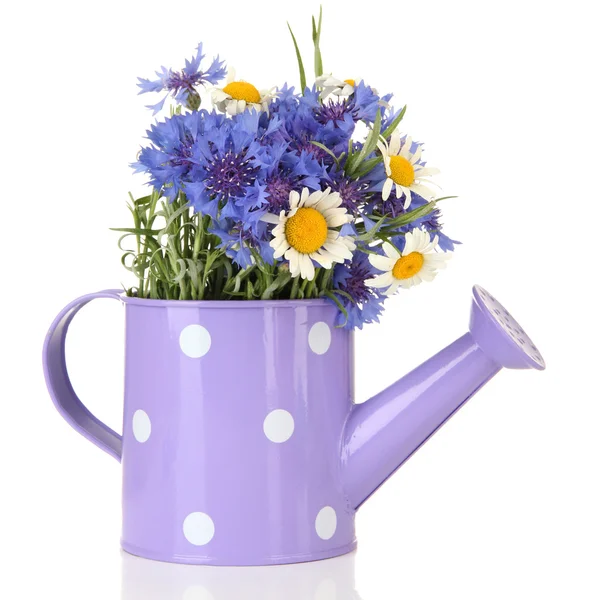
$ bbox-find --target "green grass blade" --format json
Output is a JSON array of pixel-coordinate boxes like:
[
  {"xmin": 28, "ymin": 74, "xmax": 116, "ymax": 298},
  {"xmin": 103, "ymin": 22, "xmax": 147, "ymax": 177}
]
[
  {"xmin": 381, "ymin": 105, "xmax": 407, "ymax": 140},
  {"xmin": 287, "ymin": 23, "xmax": 307, "ymax": 93},
  {"xmin": 350, "ymin": 109, "xmax": 382, "ymax": 173},
  {"xmin": 312, "ymin": 6, "xmax": 323, "ymax": 77}
]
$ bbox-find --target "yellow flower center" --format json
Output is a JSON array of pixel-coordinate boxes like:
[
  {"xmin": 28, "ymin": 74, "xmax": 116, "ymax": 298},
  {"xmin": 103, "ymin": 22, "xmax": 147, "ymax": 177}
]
[
  {"xmin": 392, "ymin": 252, "xmax": 424, "ymax": 280},
  {"xmin": 223, "ymin": 81, "xmax": 261, "ymax": 103},
  {"xmin": 344, "ymin": 79, "xmax": 356, "ymax": 87},
  {"xmin": 285, "ymin": 207, "xmax": 328, "ymax": 254},
  {"xmin": 388, "ymin": 155, "xmax": 415, "ymax": 187}
]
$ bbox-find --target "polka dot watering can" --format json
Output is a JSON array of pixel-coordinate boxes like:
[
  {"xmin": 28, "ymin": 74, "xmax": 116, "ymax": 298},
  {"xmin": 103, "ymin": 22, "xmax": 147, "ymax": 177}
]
[{"xmin": 42, "ymin": 285, "xmax": 544, "ymax": 566}]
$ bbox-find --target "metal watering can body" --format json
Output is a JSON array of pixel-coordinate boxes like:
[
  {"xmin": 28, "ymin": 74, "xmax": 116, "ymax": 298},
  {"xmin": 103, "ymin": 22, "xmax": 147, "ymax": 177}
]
[{"xmin": 43, "ymin": 285, "xmax": 544, "ymax": 566}]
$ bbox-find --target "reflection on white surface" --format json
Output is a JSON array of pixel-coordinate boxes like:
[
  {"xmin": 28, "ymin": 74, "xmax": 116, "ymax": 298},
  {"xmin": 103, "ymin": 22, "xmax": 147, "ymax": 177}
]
[{"xmin": 121, "ymin": 550, "xmax": 361, "ymax": 600}]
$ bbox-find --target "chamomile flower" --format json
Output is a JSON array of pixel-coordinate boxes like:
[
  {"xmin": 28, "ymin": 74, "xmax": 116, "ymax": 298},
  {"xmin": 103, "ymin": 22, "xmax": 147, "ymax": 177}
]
[
  {"xmin": 377, "ymin": 130, "xmax": 440, "ymax": 208},
  {"xmin": 212, "ymin": 68, "xmax": 275, "ymax": 115},
  {"xmin": 367, "ymin": 229, "xmax": 450, "ymax": 294},
  {"xmin": 315, "ymin": 74, "xmax": 357, "ymax": 99},
  {"xmin": 266, "ymin": 188, "xmax": 356, "ymax": 281}
]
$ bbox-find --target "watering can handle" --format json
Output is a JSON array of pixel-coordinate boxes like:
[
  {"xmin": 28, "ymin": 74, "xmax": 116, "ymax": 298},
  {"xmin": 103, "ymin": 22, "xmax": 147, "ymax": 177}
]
[{"xmin": 42, "ymin": 290, "xmax": 124, "ymax": 462}]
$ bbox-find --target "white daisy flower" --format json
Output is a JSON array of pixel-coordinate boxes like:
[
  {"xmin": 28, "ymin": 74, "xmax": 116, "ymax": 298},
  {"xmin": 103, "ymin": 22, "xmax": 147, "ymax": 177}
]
[
  {"xmin": 266, "ymin": 188, "xmax": 356, "ymax": 281},
  {"xmin": 377, "ymin": 130, "xmax": 440, "ymax": 208},
  {"xmin": 366, "ymin": 229, "xmax": 450, "ymax": 294},
  {"xmin": 315, "ymin": 74, "xmax": 358, "ymax": 100},
  {"xmin": 211, "ymin": 68, "xmax": 275, "ymax": 115}
]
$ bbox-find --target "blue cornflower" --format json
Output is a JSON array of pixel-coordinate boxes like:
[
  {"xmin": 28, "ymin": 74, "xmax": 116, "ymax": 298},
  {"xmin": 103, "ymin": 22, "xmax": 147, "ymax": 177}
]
[
  {"xmin": 328, "ymin": 168, "xmax": 369, "ymax": 214},
  {"xmin": 183, "ymin": 110, "xmax": 274, "ymax": 220},
  {"xmin": 210, "ymin": 219, "xmax": 274, "ymax": 268},
  {"xmin": 333, "ymin": 251, "xmax": 386, "ymax": 329},
  {"xmin": 135, "ymin": 109, "xmax": 282, "ymax": 221},
  {"xmin": 133, "ymin": 110, "xmax": 209, "ymax": 202},
  {"xmin": 137, "ymin": 43, "xmax": 226, "ymax": 114},
  {"xmin": 248, "ymin": 117, "xmax": 329, "ymax": 214}
]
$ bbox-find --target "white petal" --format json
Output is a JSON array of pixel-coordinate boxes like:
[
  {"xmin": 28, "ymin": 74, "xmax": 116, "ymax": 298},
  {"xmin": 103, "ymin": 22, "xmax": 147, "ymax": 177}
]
[
  {"xmin": 301, "ymin": 254, "xmax": 315, "ymax": 280},
  {"xmin": 415, "ymin": 167, "xmax": 439, "ymax": 177},
  {"xmin": 273, "ymin": 238, "xmax": 290, "ymax": 257},
  {"xmin": 403, "ymin": 187, "xmax": 412, "ymax": 208},
  {"xmin": 382, "ymin": 242, "xmax": 400, "ymax": 259},
  {"xmin": 411, "ymin": 183, "xmax": 435, "ymax": 200},
  {"xmin": 389, "ymin": 131, "xmax": 401, "ymax": 154},
  {"xmin": 323, "ymin": 241, "xmax": 353, "ymax": 260},
  {"xmin": 300, "ymin": 187, "xmax": 310, "ymax": 206},
  {"xmin": 310, "ymin": 251, "xmax": 334, "ymax": 269},
  {"xmin": 409, "ymin": 146, "xmax": 423, "ymax": 165},
  {"xmin": 402, "ymin": 231, "xmax": 416, "ymax": 255},
  {"xmin": 385, "ymin": 281, "xmax": 401, "ymax": 295},
  {"xmin": 377, "ymin": 139, "xmax": 389, "ymax": 161},
  {"xmin": 382, "ymin": 178, "xmax": 393, "ymax": 200},
  {"xmin": 401, "ymin": 135, "xmax": 413, "ymax": 156},
  {"xmin": 325, "ymin": 214, "xmax": 350, "ymax": 228},
  {"xmin": 419, "ymin": 268, "xmax": 437, "ymax": 282},
  {"xmin": 261, "ymin": 213, "xmax": 280, "ymax": 224},
  {"xmin": 367, "ymin": 271, "xmax": 395, "ymax": 289},
  {"xmin": 368, "ymin": 253, "xmax": 396, "ymax": 272},
  {"xmin": 342, "ymin": 236, "xmax": 357, "ymax": 251},
  {"xmin": 316, "ymin": 192, "xmax": 342, "ymax": 212}
]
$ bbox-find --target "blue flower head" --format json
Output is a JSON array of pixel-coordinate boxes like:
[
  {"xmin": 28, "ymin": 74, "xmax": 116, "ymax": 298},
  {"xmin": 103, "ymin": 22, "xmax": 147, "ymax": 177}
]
[
  {"xmin": 333, "ymin": 251, "xmax": 386, "ymax": 329},
  {"xmin": 137, "ymin": 43, "xmax": 227, "ymax": 114}
]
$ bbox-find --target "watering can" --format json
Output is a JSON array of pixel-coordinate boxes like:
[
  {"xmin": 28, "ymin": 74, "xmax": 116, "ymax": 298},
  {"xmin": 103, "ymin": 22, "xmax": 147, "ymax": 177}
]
[{"xmin": 43, "ymin": 285, "xmax": 544, "ymax": 565}]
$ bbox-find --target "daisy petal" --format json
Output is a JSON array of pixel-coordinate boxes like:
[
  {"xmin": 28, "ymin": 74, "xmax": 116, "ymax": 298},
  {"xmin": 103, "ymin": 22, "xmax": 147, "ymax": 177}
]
[{"xmin": 368, "ymin": 253, "xmax": 396, "ymax": 272}]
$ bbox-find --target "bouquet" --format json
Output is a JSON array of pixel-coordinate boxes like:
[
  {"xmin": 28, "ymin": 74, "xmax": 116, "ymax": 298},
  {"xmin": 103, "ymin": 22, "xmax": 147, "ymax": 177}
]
[{"xmin": 116, "ymin": 7, "xmax": 457, "ymax": 329}]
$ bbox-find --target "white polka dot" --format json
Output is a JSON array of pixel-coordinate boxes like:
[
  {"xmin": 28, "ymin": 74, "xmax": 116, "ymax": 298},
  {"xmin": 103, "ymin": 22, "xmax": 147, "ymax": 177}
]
[
  {"xmin": 132, "ymin": 410, "xmax": 151, "ymax": 443},
  {"xmin": 308, "ymin": 322, "xmax": 331, "ymax": 355},
  {"xmin": 314, "ymin": 578, "xmax": 338, "ymax": 600},
  {"xmin": 263, "ymin": 409, "xmax": 295, "ymax": 443},
  {"xmin": 183, "ymin": 512, "xmax": 215, "ymax": 546},
  {"xmin": 182, "ymin": 585, "xmax": 215, "ymax": 600},
  {"xmin": 315, "ymin": 506, "xmax": 337, "ymax": 540},
  {"xmin": 179, "ymin": 324, "xmax": 211, "ymax": 358}
]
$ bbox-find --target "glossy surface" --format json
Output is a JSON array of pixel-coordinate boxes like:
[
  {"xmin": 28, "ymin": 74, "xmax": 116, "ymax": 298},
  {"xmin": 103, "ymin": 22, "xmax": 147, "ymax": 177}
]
[
  {"xmin": 120, "ymin": 297, "xmax": 355, "ymax": 565},
  {"xmin": 122, "ymin": 550, "xmax": 360, "ymax": 600},
  {"xmin": 43, "ymin": 289, "xmax": 124, "ymax": 461},
  {"xmin": 42, "ymin": 285, "xmax": 545, "ymax": 566}
]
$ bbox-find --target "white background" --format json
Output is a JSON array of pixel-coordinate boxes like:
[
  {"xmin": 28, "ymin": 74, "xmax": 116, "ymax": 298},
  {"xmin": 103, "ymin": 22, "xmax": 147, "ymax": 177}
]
[{"xmin": 1, "ymin": 0, "xmax": 592, "ymax": 598}]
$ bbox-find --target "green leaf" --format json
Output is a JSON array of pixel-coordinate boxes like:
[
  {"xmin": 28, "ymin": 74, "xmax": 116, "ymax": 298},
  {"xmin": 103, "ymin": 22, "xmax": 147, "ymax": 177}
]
[
  {"xmin": 381, "ymin": 105, "xmax": 407, "ymax": 141},
  {"xmin": 312, "ymin": 6, "xmax": 323, "ymax": 78},
  {"xmin": 310, "ymin": 141, "xmax": 341, "ymax": 164},
  {"xmin": 349, "ymin": 109, "xmax": 382, "ymax": 174},
  {"xmin": 357, "ymin": 215, "xmax": 388, "ymax": 243},
  {"xmin": 287, "ymin": 23, "xmax": 307, "ymax": 94},
  {"xmin": 321, "ymin": 290, "xmax": 348, "ymax": 327},
  {"xmin": 383, "ymin": 201, "xmax": 437, "ymax": 231},
  {"xmin": 351, "ymin": 156, "xmax": 383, "ymax": 179},
  {"xmin": 262, "ymin": 272, "xmax": 292, "ymax": 300},
  {"xmin": 110, "ymin": 227, "xmax": 161, "ymax": 235},
  {"xmin": 331, "ymin": 288, "xmax": 356, "ymax": 305}
]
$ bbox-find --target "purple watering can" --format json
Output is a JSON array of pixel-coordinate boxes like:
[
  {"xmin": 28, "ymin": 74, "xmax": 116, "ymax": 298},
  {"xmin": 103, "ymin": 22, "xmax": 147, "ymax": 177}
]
[{"xmin": 43, "ymin": 285, "xmax": 544, "ymax": 566}]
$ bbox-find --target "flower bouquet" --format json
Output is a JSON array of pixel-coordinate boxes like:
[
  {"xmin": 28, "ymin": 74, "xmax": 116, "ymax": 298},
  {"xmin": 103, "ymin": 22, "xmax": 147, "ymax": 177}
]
[
  {"xmin": 44, "ymin": 8, "xmax": 547, "ymax": 567},
  {"xmin": 118, "ymin": 7, "xmax": 457, "ymax": 329}
]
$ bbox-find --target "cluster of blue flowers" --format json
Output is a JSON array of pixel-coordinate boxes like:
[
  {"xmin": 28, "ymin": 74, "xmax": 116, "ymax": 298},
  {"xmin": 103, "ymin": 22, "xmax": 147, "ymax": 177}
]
[{"xmin": 133, "ymin": 44, "xmax": 456, "ymax": 329}]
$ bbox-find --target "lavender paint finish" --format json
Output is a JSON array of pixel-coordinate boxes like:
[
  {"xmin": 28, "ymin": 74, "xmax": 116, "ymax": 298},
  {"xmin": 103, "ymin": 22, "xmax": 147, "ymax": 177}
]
[
  {"xmin": 120, "ymin": 297, "xmax": 355, "ymax": 565},
  {"xmin": 42, "ymin": 285, "xmax": 545, "ymax": 566}
]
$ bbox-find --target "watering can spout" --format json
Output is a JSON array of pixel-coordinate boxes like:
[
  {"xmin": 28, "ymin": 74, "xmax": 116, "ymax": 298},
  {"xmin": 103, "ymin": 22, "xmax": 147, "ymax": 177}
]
[{"xmin": 342, "ymin": 285, "xmax": 545, "ymax": 510}]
